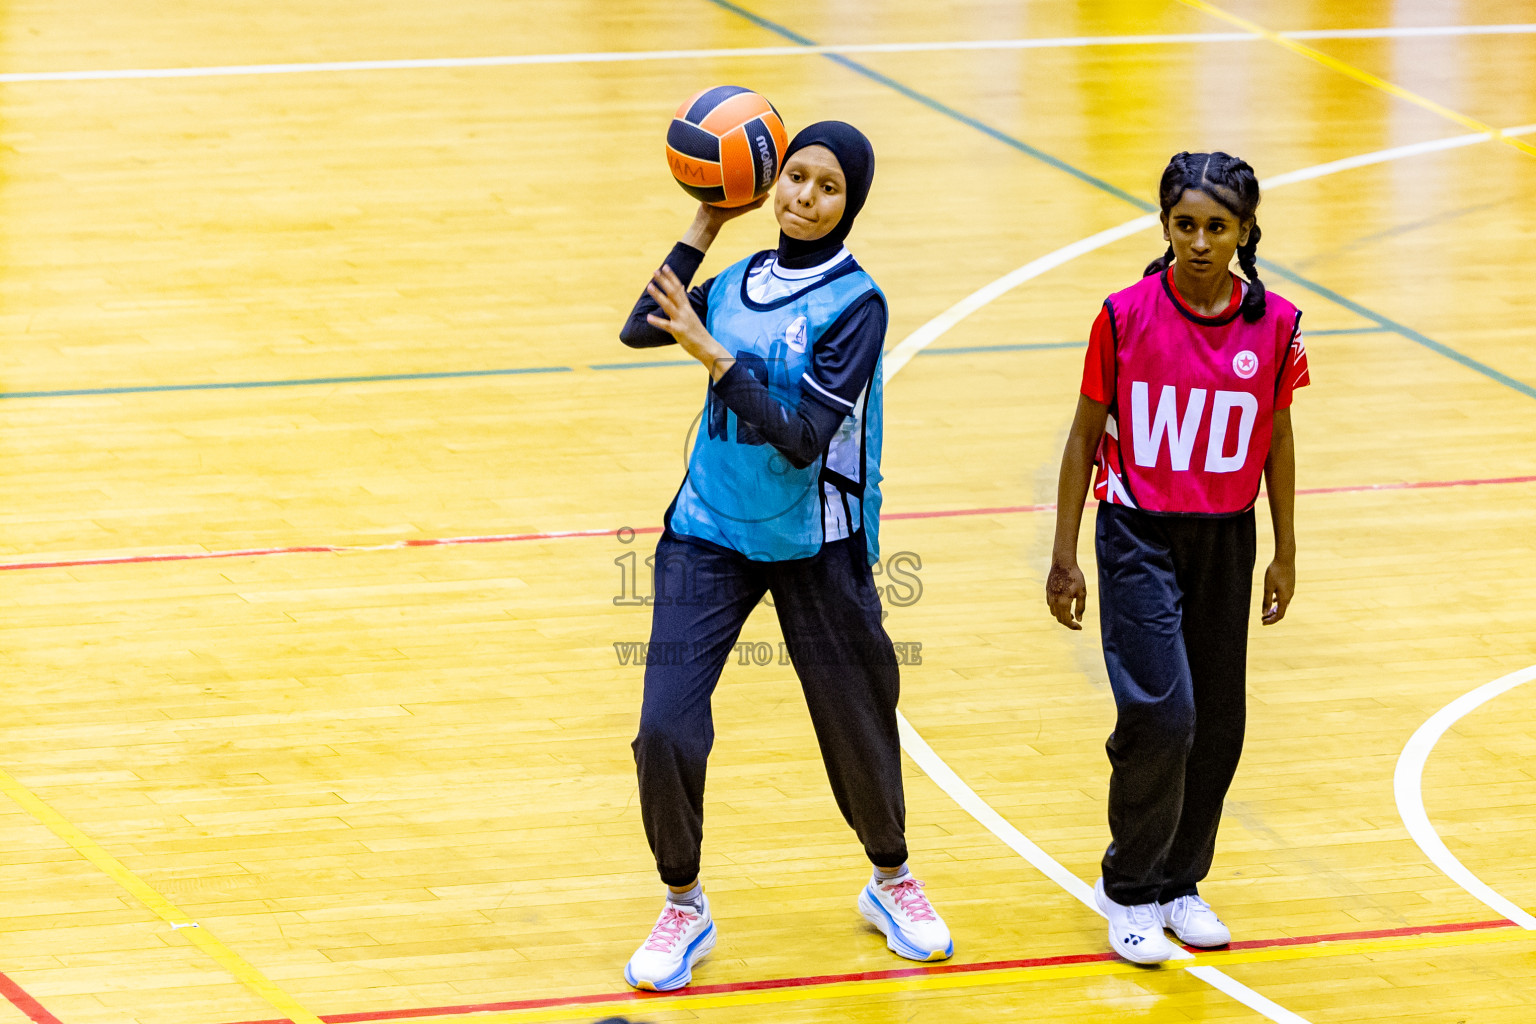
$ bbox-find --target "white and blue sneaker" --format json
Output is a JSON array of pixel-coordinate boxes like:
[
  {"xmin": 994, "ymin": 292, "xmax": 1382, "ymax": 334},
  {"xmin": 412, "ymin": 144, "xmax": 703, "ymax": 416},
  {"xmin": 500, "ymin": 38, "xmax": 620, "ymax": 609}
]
[
  {"xmin": 1095, "ymin": 878, "xmax": 1176, "ymax": 964},
  {"xmin": 1159, "ymin": 893, "xmax": 1231, "ymax": 947},
  {"xmin": 623, "ymin": 895, "xmax": 717, "ymax": 991},
  {"xmin": 858, "ymin": 874, "xmax": 953, "ymax": 962}
]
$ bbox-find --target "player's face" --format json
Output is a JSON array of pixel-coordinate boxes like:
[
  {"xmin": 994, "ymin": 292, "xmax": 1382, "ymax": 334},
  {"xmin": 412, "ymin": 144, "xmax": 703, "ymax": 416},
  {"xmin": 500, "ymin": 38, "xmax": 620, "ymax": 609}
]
[
  {"xmin": 1162, "ymin": 189, "xmax": 1252, "ymax": 280},
  {"xmin": 775, "ymin": 145, "xmax": 847, "ymax": 241}
]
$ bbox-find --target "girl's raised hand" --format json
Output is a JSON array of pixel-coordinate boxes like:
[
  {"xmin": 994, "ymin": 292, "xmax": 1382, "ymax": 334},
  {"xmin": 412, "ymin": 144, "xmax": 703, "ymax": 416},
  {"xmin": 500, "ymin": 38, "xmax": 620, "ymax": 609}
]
[
  {"xmin": 646, "ymin": 265, "xmax": 732, "ymax": 375},
  {"xmin": 697, "ymin": 195, "xmax": 768, "ymax": 231},
  {"xmin": 1046, "ymin": 560, "xmax": 1087, "ymax": 630}
]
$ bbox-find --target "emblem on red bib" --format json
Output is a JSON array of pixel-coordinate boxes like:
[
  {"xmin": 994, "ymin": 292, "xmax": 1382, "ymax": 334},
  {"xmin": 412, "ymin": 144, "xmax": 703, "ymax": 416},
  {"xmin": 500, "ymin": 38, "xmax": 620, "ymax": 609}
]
[{"xmin": 1095, "ymin": 272, "xmax": 1300, "ymax": 514}]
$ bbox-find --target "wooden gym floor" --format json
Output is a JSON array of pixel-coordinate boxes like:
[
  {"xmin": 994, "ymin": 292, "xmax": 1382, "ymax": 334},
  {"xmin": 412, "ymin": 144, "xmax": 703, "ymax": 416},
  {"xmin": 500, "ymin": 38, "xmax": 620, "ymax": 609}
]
[{"xmin": 1, "ymin": 1, "xmax": 1534, "ymax": 1022}]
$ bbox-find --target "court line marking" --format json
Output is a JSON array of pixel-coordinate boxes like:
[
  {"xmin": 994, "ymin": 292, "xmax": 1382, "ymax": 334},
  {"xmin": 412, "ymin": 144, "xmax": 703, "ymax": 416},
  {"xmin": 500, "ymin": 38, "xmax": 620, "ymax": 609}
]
[
  {"xmin": 2, "ymin": 26, "xmax": 1533, "ymax": 84},
  {"xmin": 7, "ymin": 86, "xmax": 1523, "ymax": 406},
  {"xmin": 0, "ymin": 365, "xmax": 574, "ymax": 399},
  {"xmin": 0, "ymin": 20, "xmax": 1515, "ymax": 1024},
  {"xmin": 211, "ymin": 920, "xmax": 1527, "ymax": 1024},
  {"xmin": 0, "ymin": 971, "xmax": 63, "ymax": 1024},
  {"xmin": 0, "ymin": 341, "xmax": 1088, "ymax": 401},
  {"xmin": 707, "ymin": 3, "xmax": 1536, "ymax": 1020},
  {"xmin": 1395, "ymin": 665, "xmax": 1536, "ymax": 929},
  {"xmin": 1, "ymin": 474, "xmax": 1531, "ymax": 575},
  {"xmin": 898, "ymin": 716, "xmax": 1293, "ymax": 1024},
  {"xmin": 699, "ymin": 0, "xmax": 1536, "ymax": 401},
  {"xmin": 0, "ymin": 331, "xmax": 1391, "ymax": 403},
  {"xmin": 883, "ymin": 122, "xmax": 1536, "ymax": 388},
  {"xmin": 1178, "ymin": 0, "xmax": 1536, "ymax": 159},
  {"xmin": 0, "ymin": 767, "xmax": 327, "ymax": 1024},
  {"xmin": 0, "ymin": 16, "xmax": 1523, "ymax": 1022}
]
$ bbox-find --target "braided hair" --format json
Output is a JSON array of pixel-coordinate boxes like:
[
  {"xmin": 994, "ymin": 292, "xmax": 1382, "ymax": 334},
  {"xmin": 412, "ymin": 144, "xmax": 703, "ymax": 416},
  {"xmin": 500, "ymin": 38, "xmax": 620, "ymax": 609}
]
[{"xmin": 1143, "ymin": 151, "xmax": 1266, "ymax": 323}]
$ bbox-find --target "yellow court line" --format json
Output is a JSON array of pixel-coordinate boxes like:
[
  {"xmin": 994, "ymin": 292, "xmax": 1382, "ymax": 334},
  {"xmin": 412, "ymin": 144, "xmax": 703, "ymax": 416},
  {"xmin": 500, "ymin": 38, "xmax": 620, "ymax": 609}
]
[
  {"xmin": 0, "ymin": 767, "xmax": 325, "ymax": 1024},
  {"xmin": 377, "ymin": 926, "xmax": 1534, "ymax": 1024},
  {"xmin": 1177, "ymin": 0, "xmax": 1536, "ymax": 159}
]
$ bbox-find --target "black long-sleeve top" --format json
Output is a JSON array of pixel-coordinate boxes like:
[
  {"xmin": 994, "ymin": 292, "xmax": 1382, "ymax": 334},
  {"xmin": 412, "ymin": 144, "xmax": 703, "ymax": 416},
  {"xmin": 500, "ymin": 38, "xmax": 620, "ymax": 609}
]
[{"xmin": 620, "ymin": 242, "xmax": 886, "ymax": 470}]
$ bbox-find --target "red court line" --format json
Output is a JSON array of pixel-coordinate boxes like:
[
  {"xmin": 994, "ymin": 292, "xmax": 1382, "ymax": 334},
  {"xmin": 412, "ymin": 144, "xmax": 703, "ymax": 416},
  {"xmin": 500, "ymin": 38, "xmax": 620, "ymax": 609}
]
[
  {"xmin": 5, "ymin": 473, "xmax": 1534, "ymax": 575},
  {"xmin": 217, "ymin": 917, "xmax": 1521, "ymax": 1024},
  {"xmin": 1221, "ymin": 915, "xmax": 1515, "ymax": 951},
  {"xmin": 0, "ymin": 971, "xmax": 64, "ymax": 1024}
]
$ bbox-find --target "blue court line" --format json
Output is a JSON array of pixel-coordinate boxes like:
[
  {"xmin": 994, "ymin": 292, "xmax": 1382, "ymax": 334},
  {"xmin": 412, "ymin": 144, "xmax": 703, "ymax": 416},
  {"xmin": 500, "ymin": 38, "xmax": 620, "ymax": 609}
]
[
  {"xmin": 0, "ymin": 365, "xmax": 573, "ymax": 400},
  {"xmin": 590, "ymin": 359, "xmax": 697, "ymax": 370},
  {"xmin": 704, "ymin": 0, "xmax": 1150, "ymax": 211},
  {"xmin": 1306, "ymin": 327, "xmax": 1391, "ymax": 336},
  {"xmin": 706, "ymin": 0, "xmax": 1536, "ymax": 402},
  {"xmin": 3, "ymin": 343, "xmax": 1099, "ymax": 400},
  {"xmin": 1258, "ymin": 262, "xmax": 1536, "ymax": 400}
]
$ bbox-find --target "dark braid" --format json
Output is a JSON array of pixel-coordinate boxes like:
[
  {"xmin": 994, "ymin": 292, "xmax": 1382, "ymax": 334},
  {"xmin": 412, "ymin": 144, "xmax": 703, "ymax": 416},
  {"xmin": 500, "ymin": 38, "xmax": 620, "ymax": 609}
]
[
  {"xmin": 1145, "ymin": 150, "xmax": 1267, "ymax": 322},
  {"xmin": 1143, "ymin": 243, "xmax": 1175, "ymax": 278},
  {"xmin": 1234, "ymin": 222, "xmax": 1266, "ymax": 323}
]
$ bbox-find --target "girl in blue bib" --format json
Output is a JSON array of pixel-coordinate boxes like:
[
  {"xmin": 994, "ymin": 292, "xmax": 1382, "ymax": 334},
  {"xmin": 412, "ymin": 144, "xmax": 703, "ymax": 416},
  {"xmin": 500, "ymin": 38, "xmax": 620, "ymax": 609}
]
[{"xmin": 616, "ymin": 121, "xmax": 952, "ymax": 991}]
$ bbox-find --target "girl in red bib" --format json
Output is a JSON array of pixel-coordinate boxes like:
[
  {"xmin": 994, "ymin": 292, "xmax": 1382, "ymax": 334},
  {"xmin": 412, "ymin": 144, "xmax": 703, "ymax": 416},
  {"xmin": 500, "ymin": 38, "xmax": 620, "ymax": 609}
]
[{"xmin": 1047, "ymin": 152, "xmax": 1309, "ymax": 964}]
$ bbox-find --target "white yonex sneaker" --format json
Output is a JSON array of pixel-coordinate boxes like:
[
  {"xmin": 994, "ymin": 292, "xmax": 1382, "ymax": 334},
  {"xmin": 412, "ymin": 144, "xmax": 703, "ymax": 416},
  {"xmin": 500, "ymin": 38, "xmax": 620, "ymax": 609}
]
[
  {"xmin": 1159, "ymin": 893, "xmax": 1231, "ymax": 947},
  {"xmin": 623, "ymin": 896, "xmax": 717, "ymax": 991},
  {"xmin": 1095, "ymin": 878, "xmax": 1176, "ymax": 964},
  {"xmin": 858, "ymin": 874, "xmax": 954, "ymax": 962}
]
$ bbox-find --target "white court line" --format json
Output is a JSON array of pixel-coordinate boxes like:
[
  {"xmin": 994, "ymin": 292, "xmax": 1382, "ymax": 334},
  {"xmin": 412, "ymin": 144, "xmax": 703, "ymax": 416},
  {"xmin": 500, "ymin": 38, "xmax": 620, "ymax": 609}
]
[
  {"xmin": 1, "ymin": 25, "xmax": 1533, "ymax": 83},
  {"xmin": 898, "ymin": 715, "xmax": 1310, "ymax": 1024},
  {"xmin": 882, "ymin": 121, "xmax": 1536, "ymax": 386},
  {"xmin": 1394, "ymin": 665, "xmax": 1536, "ymax": 929},
  {"xmin": 880, "ymin": 125, "xmax": 1536, "ymax": 1022},
  {"xmin": 882, "ymin": 215, "xmax": 1155, "ymax": 381}
]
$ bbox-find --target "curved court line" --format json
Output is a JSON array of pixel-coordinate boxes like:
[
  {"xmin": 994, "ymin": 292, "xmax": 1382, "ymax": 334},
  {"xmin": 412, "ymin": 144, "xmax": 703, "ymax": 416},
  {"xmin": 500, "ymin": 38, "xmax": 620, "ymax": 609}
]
[
  {"xmin": 3, "ymin": 26, "xmax": 1533, "ymax": 84},
  {"xmin": 874, "ymin": 127, "xmax": 1535, "ymax": 1013},
  {"xmin": 1394, "ymin": 665, "xmax": 1536, "ymax": 929},
  {"xmin": 702, "ymin": 0, "xmax": 1536, "ymax": 402},
  {"xmin": 896, "ymin": 714, "xmax": 1095, "ymax": 906},
  {"xmin": 854, "ymin": 82, "xmax": 1536, "ymax": 1024},
  {"xmin": 0, "ymin": 14, "xmax": 1520, "ymax": 1024},
  {"xmin": 897, "ymin": 715, "xmax": 1311, "ymax": 1024},
  {"xmin": 883, "ymin": 123, "xmax": 1536, "ymax": 386},
  {"xmin": 882, "ymin": 216, "xmax": 1155, "ymax": 380}
]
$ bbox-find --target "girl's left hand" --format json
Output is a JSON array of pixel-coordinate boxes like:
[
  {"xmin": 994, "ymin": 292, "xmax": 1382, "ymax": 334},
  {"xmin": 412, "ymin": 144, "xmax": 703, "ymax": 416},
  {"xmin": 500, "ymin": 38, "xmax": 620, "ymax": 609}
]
[
  {"xmin": 646, "ymin": 265, "xmax": 733, "ymax": 376},
  {"xmin": 1261, "ymin": 558, "xmax": 1294, "ymax": 625}
]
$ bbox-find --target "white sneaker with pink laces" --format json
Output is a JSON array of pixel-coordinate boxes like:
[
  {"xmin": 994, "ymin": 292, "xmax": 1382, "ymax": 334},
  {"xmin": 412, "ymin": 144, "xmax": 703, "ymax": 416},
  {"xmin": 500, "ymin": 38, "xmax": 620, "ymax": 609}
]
[
  {"xmin": 623, "ymin": 894, "xmax": 717, "ymax": 991},
  {"xmin": 858, "ymin": 873, "xmax": 953, "ymax": 961}
]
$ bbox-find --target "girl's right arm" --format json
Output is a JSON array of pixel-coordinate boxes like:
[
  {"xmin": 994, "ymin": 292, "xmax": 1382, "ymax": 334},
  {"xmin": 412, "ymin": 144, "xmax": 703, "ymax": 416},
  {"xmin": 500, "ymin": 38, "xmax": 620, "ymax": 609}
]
[
  {"xmin": 620, "ymin": 199, "xmax": 766, "ymax": 348},
  {"xmin": 1047, "ymin": 395, "xmax": 1109, "ymax": 630}
]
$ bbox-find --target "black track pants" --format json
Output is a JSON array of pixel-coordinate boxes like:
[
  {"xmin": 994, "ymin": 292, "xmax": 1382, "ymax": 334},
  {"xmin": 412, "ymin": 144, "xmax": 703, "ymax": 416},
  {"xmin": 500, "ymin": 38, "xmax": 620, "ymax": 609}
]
[
  {"xmin": 1096, "ymin": 503, "xmax": 1256, "ymax": 907},
  {"xmin": 632, "ymin": 530, "xmax": 908, "ymax": 886}
]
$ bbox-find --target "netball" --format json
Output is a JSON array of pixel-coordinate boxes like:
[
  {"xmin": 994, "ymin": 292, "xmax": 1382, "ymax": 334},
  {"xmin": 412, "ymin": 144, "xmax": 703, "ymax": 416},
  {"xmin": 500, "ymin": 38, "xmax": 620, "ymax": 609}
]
[{"xmin": 665, "ymin": 85, "xmax": 788, "ymax": 207}]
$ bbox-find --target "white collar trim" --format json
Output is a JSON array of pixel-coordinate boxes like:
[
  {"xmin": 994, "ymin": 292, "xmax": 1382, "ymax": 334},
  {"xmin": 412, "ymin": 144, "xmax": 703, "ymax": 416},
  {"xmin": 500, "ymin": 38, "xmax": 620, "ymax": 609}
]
[{"xmin": 761, "ymin": 246, "xmax": 851, "ymax": 280}]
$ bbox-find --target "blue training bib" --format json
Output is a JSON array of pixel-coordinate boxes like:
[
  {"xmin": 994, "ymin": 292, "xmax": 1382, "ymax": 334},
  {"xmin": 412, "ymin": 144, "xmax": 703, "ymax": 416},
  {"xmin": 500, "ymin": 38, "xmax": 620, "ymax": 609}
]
[{"xmin": 666, "ymin": 252, "xmax": 885, "ymax": 563}]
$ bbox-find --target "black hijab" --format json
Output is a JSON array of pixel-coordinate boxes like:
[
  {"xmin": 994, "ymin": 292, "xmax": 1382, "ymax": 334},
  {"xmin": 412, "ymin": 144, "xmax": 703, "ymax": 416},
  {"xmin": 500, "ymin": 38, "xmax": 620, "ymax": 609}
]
[{"xmin": 776, "ymin": 121, "xmax": 875, "ymax": 268}]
